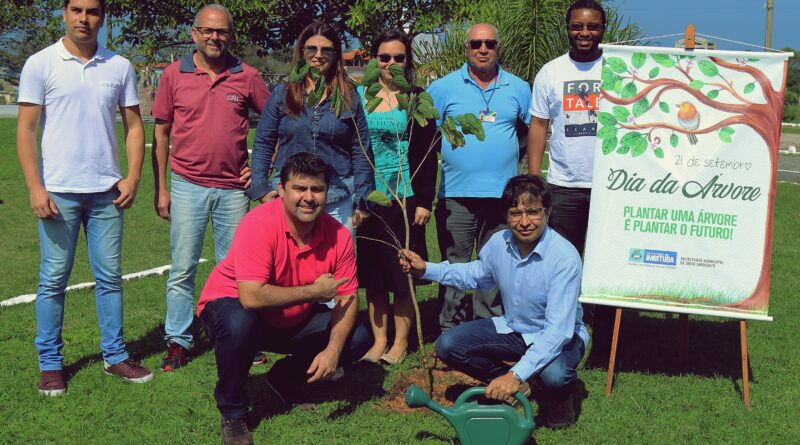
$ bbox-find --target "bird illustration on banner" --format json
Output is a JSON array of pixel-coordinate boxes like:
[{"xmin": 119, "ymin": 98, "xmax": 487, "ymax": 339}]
[{"xmin": 677, "ymin": 101, "xmax": 700, "ymax": 145}]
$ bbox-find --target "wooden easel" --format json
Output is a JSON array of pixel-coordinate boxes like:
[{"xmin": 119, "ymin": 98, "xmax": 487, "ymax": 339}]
[{"xmin": 603, "ymin": 307, "xmax": 751, "ymax": 410}]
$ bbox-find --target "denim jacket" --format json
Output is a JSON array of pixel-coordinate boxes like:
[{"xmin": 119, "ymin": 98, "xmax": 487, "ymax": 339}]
[{"xmin": 246, "ymin": 83, "xmax": 374, "ymax": 209}]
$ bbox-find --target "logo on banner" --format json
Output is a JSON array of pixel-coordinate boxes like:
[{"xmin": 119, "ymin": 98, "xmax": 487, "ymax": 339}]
[{"xmin": 628, "ymin": 248, "xmax": 677, "ymax": 267}]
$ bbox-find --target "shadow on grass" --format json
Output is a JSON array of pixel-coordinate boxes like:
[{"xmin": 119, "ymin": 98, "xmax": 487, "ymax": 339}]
[
  {"xmin": 245, "ymin": 361, "xmax": 387, "ymax": 428},
  {"xmin": 63, "ymin": 317, "xmax": 214, "ymax": 380},
  {"xmin": 584, "ymin": 310, "xmax": 751, "ymax": 382}
]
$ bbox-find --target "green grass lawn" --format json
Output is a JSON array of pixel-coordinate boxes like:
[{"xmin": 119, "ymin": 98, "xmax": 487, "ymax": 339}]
[
  {"xmin": 781, "ymin": 124, "xmax": 800, "ymax": 134},
  {"xmin": 1, "ymin": 117, "xmax": 799, "ymax": 443}
]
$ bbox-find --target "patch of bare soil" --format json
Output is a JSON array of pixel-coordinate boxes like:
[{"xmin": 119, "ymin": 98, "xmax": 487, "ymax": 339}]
[{"xmin": 376, "ymin": 362, "xmax": 481, "ymax": 414}]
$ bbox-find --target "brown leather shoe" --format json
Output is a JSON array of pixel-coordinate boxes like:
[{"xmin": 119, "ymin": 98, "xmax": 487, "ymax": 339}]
[
  {"xmin": 103, "ymin": 359, "xmax": 154, "ymax": 383},
  {"xmin": 221, "ymin": 418, "xmax": 253, "ymax": 445},
  {"xmin": 38, "ymin": 370, "xmax": 66, "ymax": 396}
]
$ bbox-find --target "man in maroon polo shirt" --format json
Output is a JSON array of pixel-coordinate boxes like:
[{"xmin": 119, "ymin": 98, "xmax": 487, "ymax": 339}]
[
  {"xmin": 198, "ymin": 152, "xmax": 370, "ymax": 445},
  {"xmin": 151, "ymin": 3, "xmax": 270, "ymax": 371}
]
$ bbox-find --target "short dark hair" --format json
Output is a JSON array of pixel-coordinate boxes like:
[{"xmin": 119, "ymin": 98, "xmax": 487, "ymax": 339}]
[
  {"xmin": 279, "ymin": 152, "xmax": 333, "ymax": 186},
  {"xmin": 501, "ymin": 175, "xmax": 551, "ymax": 211},
  {"xmin": 370, "ymin": 29, "xmax": 415, "ymax": 85},
  {"xmin": 63, "ymin": 0, "xmax": 105, "ymax": 14},
  {"xmin": 566, "ymin": 0, "xmax": 606, "ymax": 26}
]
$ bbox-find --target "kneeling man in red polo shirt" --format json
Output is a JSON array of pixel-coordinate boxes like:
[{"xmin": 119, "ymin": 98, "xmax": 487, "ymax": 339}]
[{"xmin": 197, "ymin": 152, "xmax": 370, "ymax": 445}]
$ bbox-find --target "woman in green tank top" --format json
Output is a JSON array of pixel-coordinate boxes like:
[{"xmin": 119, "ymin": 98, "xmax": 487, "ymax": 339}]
[{"xmin": 356, "ymin": 29, "xmax": 439, "ymax": 365}]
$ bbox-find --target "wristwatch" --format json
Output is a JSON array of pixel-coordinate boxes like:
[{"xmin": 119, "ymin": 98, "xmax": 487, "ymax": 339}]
[{"xmin": 510, "ymin": 371, "xmax": 524, "ymax": 383}]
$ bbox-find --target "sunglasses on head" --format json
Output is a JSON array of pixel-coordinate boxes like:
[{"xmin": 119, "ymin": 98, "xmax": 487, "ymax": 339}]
[
  {"xmin": 466, "ymin": 39, "xmax": 499, "ymax": 50},
  {"xmin": 377, "ymin": 53, "xmax": 406, "ymax": 63},
  {"xmin": 303, "ymin": 45, "xmax": 336, "ymax": 58}
]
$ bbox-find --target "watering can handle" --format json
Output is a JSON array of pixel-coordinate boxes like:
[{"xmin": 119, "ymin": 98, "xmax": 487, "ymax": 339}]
[{"xmin": 454, "ymin": 386, "xmax": 534, "ymax": 424}]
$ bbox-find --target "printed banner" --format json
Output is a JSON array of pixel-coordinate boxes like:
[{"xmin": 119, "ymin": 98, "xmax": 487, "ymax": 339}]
[{"xmin": 581, "ymin": 45, "xmax": 791, "ymax": 321}]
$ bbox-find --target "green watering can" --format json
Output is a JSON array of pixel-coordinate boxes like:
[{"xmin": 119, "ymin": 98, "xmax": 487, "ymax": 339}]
[{"xmin": 405, "ymin": 384, "xmax": 534, "ymax": 445}]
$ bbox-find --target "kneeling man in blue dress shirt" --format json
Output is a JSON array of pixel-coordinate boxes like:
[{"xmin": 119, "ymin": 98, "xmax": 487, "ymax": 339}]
[{"xmin": 400, "ymin": 174, "xmax": 588, "ymax": 429}]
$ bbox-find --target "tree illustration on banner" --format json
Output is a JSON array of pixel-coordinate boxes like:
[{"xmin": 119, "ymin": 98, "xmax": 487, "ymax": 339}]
[{"xmin": 598, "ymin": 52, "xmax": 786, "ymax": 166}]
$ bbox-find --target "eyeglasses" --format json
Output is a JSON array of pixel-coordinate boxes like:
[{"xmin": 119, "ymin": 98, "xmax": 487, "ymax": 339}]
[
  {"xmin": 508, "ymin": 208, "xmax": 547, "ymax": 221},
  {"xmin": 304, "ymin": 45, "xmax": 336, "ymax": 58},
  {"xmin": 466, "ymin": 39, "xmax": 499, "ymax": 50},
  {"xmin": 567, "ymin": 23, "xmax": 604, "ymax": 32},
  {"xmin": 194, "ymin": 27, "xmax": 232, "ymax": 39},
  {"xmin": 377, "ymin": 53, "xmax": 406, "ymax": 64}
]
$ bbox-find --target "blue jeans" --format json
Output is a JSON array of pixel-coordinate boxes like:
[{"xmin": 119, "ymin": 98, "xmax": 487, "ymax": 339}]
[
  {"xmin": 323, "ymin": 195, "xmax": 354, "ymax": 238},
  {"xmin": 199, "ymin": 297, "xmax": 371, "ymax": 419},
  {"xmin": 435, "ymin": 198, "xmax": 506, "ymax": 329},
  {"xmin": 165, "ymin": 174, "xmax": 249, "ymax": 348},
  {"xmin": 435, "ymin": 318, "xmax": 585, "ymax": 396},
  {"xmin": 35, "ymin": 190, "xmax": 128, "ymax": 371}
]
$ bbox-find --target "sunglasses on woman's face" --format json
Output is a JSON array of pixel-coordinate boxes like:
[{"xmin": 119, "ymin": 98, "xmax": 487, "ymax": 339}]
[
  {"xmin": 303, "ymin": 45, "xmax": 336, "ymax": 58},
  {"xmin": 466, "ymin": 39, "xmax": 499, "ymax": 50},
  {"xmin": 377, "ymin": 53, "xmax": 406, "ymax": 64},
  {"xmin": 378, "ymin": 54, "xmax": 406, "ymax": 63}
]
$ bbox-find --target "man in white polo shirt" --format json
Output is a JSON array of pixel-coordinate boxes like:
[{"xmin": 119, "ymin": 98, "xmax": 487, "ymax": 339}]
[{"xmin": 16, "ymin": 0, "xmax": 153, "ymax": 396}]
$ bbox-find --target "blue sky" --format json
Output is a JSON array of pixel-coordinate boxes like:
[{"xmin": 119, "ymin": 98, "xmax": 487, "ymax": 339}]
[{"xmin": 613, "ymin": 0, "xmax": 798, "ymax": 52}]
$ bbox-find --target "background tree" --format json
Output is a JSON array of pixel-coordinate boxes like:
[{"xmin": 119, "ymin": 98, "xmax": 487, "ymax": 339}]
[
  {"xmin": 0, "ymin": 0, "xmax": 62, "ymax": 75},
  {"xmin": 415, "ymin": 0, "xmax": 645, "ymax": 84},
  {"xmin": 781, "ymin": 48, "xmax": 799, "ymax": 122},
  {"xmin": 106, "ymin": 0, "xmax": 355, "ymax": 61},
  {"xmin": 346, "ymin": 0, "xmax": 477, "ymax": 50}
]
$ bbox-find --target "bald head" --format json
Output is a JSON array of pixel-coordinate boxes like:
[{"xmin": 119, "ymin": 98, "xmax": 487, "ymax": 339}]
[
  {"xmin": 465, "ymin": 23, "xmax": 499, "ymax": 43},
  {"xmin": 464, "ymin": 23, "xmax": 500, "ymax": 78}
]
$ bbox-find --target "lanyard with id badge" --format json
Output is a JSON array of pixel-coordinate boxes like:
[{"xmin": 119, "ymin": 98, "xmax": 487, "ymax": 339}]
[{"xmin": 476, "ymin": 77, "xmax": 498, "ymax": 123}]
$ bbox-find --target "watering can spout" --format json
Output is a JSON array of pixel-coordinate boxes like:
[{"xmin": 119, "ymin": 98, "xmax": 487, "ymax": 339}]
[{"xmin": 405, "ymin": 384, "xmax": 451, "ymax": 417}]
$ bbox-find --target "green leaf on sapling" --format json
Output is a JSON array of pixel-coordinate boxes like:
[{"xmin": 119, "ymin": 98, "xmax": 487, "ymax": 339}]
[
  {"xmin": 457, "ymin": 114, "xmax": 485, "ymax": 141},
  {"xmin": 366, "ymin": 95, "xmax": 383, "ymax": 113},
  {"xmin": 367, "ymin": 190, "xmax": 392, "ymax": 206},
  {"xmin": 361, "ymin": 59, "xmax": 380, "ymax": 86}
]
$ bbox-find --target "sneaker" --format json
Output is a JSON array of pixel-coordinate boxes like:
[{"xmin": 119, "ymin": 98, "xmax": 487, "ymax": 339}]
[
  {"xmin": 252, "ymin": 351, "xmax": 269, "ymax": 366},
  {"xmin": 220, "ymin": 418, "xmax": 253, "ymax": 445},
  {"xmin": 104, "ymin": 359, "xmax": 154, "ymax": 383},
  {"xmin": 542, "ymin": 392, "xmax": 576, "ymax": 429},
  {"xmin": 38, "ymin": 370, "xmax": 66, "ymax": 396},
  {"xmin": 161, "ymin": 342, "xmax": 188, "ymax": 371}
]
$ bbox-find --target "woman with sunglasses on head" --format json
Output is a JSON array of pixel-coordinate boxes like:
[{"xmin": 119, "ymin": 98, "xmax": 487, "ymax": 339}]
[
  {"xmin": 247, "ymin": 21, "xmax": 373, "ymax": 233},
  {"xmin": 356, "ymin": 29, "xmax": 439, "ymax": 365}
]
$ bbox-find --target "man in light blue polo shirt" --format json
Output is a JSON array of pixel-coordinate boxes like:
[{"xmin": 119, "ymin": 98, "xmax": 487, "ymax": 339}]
[
  {"xmin": 401, "ymin": 175, "xmax": 588, "ymax": 429},
  {"xmin": 427, "ymin": 23, "xmax": 532, "ymax": 330}
]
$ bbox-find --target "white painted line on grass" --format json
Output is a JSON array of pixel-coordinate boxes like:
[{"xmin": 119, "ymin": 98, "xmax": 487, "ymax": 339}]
[
  {"xmin": 1, "ymin": 259, "xmax": 208, "ymax": 307},
  {"xmin": 778, "ymin": 169, "xmax": 800, "ymax": 174}
]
